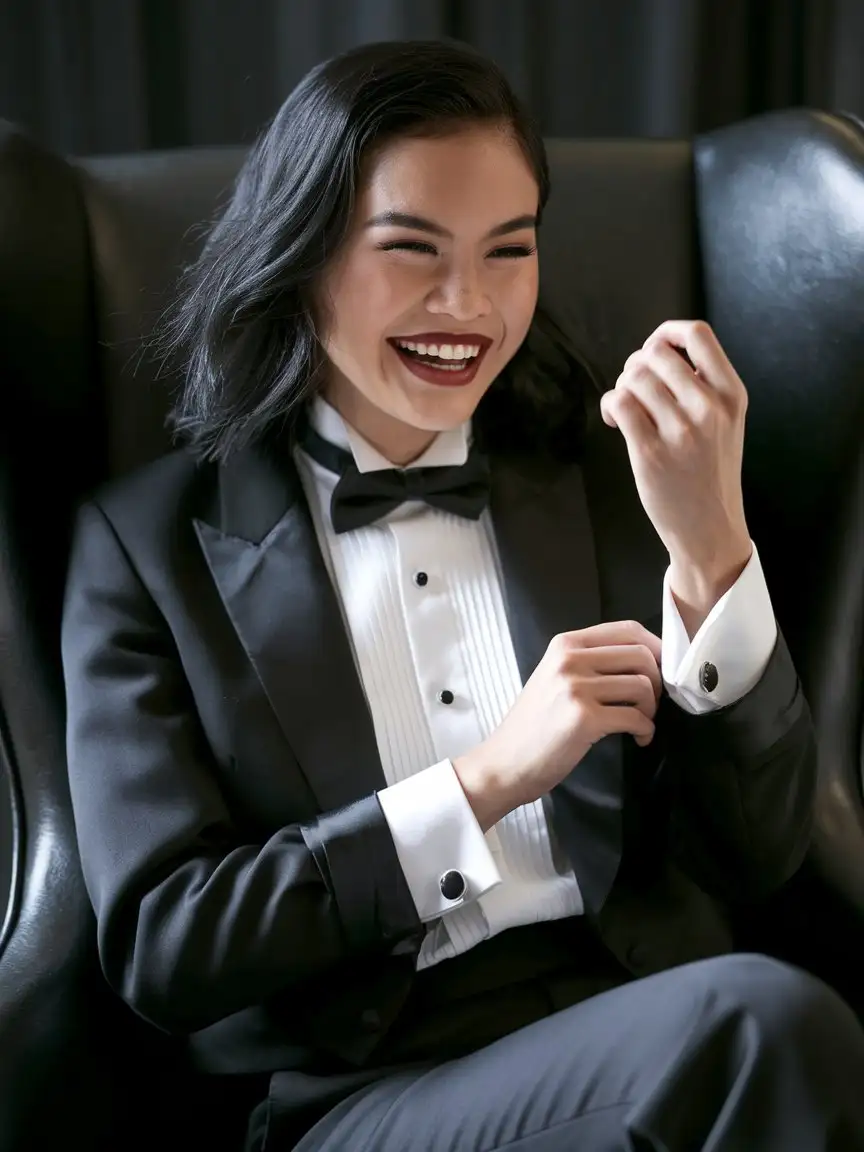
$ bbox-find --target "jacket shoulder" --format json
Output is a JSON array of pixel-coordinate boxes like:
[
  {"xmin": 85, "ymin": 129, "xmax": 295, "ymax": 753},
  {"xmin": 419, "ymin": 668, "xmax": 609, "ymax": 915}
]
[
  {"xmin": 76, "ymin": 449, "xmax": 218, "ymax": 574},
  {"xmin": 88, "ymin": 448, "xmax": 215, "ymax": 532}
]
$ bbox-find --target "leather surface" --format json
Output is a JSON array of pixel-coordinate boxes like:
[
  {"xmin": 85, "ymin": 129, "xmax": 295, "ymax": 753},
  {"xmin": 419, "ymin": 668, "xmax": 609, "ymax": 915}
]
[
  {"xmin": 0, "ymin": 124, "xmax": 251, "ymax": 1152},
  {"xmin": 0, "ymin": 122, "xmax": 110, "ymax": 1152},
  {"xmin": 75, "ymin": 147, "xmax": 246, "ymax": 474},
  {"xmin": 694, "ymin": 109, "xmax": 864, "ymax": 642},
  {"xmin": 0, "ymin": 108, "xmax": 862, "ymax": 1150},
  {"xmin": 805, "ymin": 441, "xmax": 864, "ymax": 910},
  {"xmin": 694, "ymin": 109, "xmax": 864, "ymax": 917}
]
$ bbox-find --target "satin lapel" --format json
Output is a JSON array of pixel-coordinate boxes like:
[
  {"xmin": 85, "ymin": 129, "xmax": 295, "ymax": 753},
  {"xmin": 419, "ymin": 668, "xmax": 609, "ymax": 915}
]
[
  {"xmin": 194, "ymin": 445, "xmax": 385, "ymax": 814},
  {"xmin": 490, "ymin": 452, "xmax": 602, "ymax": 677},
  {"xmin": 579, "ymin": 415, "xmax": 667, "ymax": 636},
  {"xmin": 490, "ymin": 419, "xmax": 666, "ymax": 914}
]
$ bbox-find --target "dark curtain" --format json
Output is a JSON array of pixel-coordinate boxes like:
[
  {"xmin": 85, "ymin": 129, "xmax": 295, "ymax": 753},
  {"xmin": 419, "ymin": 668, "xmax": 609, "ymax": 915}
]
[{"xmin": 0, "ymin": 0, "xmax": 860, "ymax": 155}]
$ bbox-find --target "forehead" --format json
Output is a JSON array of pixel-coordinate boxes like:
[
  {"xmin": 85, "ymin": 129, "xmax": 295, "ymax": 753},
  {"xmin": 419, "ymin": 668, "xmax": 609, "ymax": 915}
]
[{"xmin": 358, "ymin": 127, "xmax": 539, "ymax": 228}]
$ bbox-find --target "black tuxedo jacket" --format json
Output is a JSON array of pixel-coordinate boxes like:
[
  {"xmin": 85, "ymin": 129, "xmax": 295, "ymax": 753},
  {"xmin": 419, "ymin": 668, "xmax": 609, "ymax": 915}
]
[{"xmin": 62, "ymin": 415, "xmax": 815, "ymax": 1080}]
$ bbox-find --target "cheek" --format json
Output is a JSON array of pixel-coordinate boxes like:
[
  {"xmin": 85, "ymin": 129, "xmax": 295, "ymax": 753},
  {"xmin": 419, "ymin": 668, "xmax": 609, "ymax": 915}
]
[
  {"xmin": 500, "ymin": 266, "xmax": 539, "ymax": 344},
  {"xmin": 327, "ymin": 259, "xmax": 420, "ymax": 353}
]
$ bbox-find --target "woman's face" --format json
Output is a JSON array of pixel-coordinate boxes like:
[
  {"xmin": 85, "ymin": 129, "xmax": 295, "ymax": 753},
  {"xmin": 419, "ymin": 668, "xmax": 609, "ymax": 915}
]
[{"xmin": 317, "ymin": 124, "xmax": 540, "ymax": 463}]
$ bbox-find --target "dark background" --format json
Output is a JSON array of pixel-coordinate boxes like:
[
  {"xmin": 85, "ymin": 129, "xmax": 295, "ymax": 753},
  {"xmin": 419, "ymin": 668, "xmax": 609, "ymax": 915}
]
[{"xmin": 1, "ymin": 0, "xmax": 863, "ymax": 156}]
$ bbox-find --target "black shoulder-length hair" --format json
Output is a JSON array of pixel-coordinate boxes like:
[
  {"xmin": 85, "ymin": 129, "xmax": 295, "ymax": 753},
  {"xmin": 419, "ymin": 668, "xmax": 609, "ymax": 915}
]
[{"xmin": 165, "ymin": 38, "xmax": 598, "ymax": 463}]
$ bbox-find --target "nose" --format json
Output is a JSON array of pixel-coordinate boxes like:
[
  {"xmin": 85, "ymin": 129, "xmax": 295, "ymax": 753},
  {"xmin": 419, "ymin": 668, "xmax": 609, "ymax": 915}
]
[{"xmin": 425, "ymin": 260, "xmax": 492, "ymax": 321}]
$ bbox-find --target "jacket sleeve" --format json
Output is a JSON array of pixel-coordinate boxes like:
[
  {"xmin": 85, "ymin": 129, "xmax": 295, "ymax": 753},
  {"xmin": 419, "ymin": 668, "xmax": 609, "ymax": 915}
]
[
  {"xmin": 62, "ymin": 500, "xmax": 422, "ymax": 1036},
  {"xmin": 661, "ymin": 628, "xmax": 817, "ymax": 902}
]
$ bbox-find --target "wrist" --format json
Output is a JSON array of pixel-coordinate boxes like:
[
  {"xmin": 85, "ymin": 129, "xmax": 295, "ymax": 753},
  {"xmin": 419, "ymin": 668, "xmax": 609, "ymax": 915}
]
[
  {"xmin": 669, "ymin": 529, "xmax": 751, "ymax": 598},
  {"xmin": 452, "ymin": 746, "xmax": 516, "ymax": 832},
  {"xmin": 668, "ymin": 534, "xmax": 752, "ymax": 637}
]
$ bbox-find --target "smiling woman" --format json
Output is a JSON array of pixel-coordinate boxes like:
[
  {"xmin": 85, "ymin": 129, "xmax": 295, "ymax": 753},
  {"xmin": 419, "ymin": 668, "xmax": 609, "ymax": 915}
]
[
  {"xmin": 163, "ymin": 40, "xmax": 591, "ymax": 465},
  {"xmin": 61, "ymin": 35, "xmax": 860, "ymax": 1152},
  {"xmin": 318, "ymin": 127, "xmax": 541, "ymax": 463}
]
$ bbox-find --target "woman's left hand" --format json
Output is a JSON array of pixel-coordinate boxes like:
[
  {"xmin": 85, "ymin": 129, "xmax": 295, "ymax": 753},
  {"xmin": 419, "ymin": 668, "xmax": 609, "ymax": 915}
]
[{"xmin": 599, "ymin": 319, "xmax": 752, "ymax": 594}]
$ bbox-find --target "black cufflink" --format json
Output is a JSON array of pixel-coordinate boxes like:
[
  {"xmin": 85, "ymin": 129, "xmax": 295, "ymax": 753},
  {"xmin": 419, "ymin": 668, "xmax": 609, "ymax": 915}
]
[
  {"xmin": 699, "ymin": 661, "xmax": 719, "ymax": 692},
  {"xmin": 439, "ymin": 869, "xmax": 467, "ymax": 903}
]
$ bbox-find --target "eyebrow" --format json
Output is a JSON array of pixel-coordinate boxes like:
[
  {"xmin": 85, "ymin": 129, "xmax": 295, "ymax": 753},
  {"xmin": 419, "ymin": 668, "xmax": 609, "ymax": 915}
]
[{"xmin": 363, "ymin": 211, "xmax": 538, "ymax": 240}]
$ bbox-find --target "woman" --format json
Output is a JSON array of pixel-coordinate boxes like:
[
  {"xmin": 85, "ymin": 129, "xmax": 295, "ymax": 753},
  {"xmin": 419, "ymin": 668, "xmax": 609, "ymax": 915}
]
[{"xmin": 61, "ymin": 38, "xmax": 864, "ymax": 1152}]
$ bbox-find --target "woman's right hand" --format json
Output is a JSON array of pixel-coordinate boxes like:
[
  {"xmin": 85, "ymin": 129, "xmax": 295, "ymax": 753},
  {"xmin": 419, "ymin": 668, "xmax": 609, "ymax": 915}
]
[{"xmin": 453, "ymin": 621, "xmax": 662, "ymax": 831}]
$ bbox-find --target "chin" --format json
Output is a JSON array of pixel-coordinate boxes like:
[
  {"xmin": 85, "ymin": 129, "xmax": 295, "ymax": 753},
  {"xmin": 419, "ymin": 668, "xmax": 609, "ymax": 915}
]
[{"xmin": 397, "ymin": 382, "xmax": 490, "ymax": 432}]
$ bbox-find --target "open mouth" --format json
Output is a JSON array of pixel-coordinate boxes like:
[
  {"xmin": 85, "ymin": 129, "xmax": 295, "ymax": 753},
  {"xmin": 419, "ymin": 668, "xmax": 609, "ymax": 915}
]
[{"xmin": 387, "ymin": 335, "xmax": 492, "ymax": 387}]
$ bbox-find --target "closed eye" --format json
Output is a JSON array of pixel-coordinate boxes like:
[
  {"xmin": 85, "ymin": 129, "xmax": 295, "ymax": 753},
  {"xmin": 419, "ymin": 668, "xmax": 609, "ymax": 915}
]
[
  {"xmin": 378, "ymin": 240, "xmax": 438, "ymax": 255},
  {"xmin": 378, "ymin": 241, "xmax": 537, "ymax": 259},
  {"xmin": 488, "ymin": 244, "xmax": 537, "ymax": 259}
]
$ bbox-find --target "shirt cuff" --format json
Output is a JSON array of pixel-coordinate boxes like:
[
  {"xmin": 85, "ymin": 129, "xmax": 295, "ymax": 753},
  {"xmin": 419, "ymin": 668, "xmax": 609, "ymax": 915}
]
[
  {"xmin": 376, "ymin": 760, "xmax": 502, "ymax": 922},
  {"xmin": 661, "ymin": 541, "xmax": 778, "ymax": 715}
]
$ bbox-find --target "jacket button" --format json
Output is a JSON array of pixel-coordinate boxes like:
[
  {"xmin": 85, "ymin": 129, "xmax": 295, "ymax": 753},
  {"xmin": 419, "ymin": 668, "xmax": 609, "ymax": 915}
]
[{"xmin": 361, "ymin": 1008, "xmax": 381, "ymax": 1033}]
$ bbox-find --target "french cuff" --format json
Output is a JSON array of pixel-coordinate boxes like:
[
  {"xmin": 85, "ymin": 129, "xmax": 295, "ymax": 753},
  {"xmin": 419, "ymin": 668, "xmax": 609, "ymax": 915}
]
[
  {"xmin": 376, "ymin": 759, "xmax": 502, "ymax": 922},
  {"xmin": 661, "ymin": 541, "xmax": 778, "ymax": 715}
]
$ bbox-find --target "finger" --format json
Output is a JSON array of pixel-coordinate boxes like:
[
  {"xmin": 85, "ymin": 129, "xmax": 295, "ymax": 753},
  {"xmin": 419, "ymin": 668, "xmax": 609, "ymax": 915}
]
[
  {"xmin": 565, "ymin": 621, "xmax": 662, "ymax": 664},
  {"xmin": 599, "ymin": 705, "xmax": 655, "ymax": 745},
  {"xmin": 647, "ymin": 320, "xmax": 742, "ymax": 399},
  {"xmin": 593, "ymin": 673, "xmax": 659, "ymax": 719},
  {"xmin": 614, "ymin": 366, "xmax": 689, "ymax": 443},
  {"xmin": 599, "ymin": 389, "xmax": 618, "ymax": 429},
  {"xmin": 601, "ymin": 384, "xmax": 658, "ymax": 445},
  {"xmin": 638, "ymin": 340, "xmax": 717, "ymax": 425},
  {"xmin": 588, "ymin": 645, "xmax": 662, "ymax": 700}
]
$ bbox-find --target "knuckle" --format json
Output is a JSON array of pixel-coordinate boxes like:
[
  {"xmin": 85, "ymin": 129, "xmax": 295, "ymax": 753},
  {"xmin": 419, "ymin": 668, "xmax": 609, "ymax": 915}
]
[
  {"xmin": 690, "ymin": 319, "xmax": 713, "ymax": 341},
  {"xmin": 629, "ymin": 362, "xmax": 654, "ymax": 386},
  {"xmin": 636, "ymin": 676, "xmax": 658, "ymax": 713},
  {"xmin": 668, "ymin": 419, "xmax": 697, "ymax": 452},
  {"xmin": 568, "ymin": 684, "xmax": 589, "ymax": 716},
  {"xmin": 617, "ymin": 387, "xmax": 639, "ymax": 410},
  {"xmin": 689, "ymin": 396, "xmax": 714, "ymax": 426},
  {"xmin": 642, "ymin": 434, "xmax": 665, "ymax": 463},
  {"xmin": 565, "ymin": 670, "xmax": 584, "ymax": 701},
  {"xmin": 548, "ymin": 632, "xmax": 570, "ymax": 659},
  {"xmin": 623, "ymin": 349, "xmax": 643, "ymax": 373},
  {"xmin": 635, "ymin": 645, "xmax": 655, "ymax": 669}
]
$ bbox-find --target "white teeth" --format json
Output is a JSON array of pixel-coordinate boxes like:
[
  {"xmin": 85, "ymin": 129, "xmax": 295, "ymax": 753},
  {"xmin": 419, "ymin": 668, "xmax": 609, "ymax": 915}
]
[{"xmin": 394, "ymin": 339, "xmax": 481, "ymax": 359}]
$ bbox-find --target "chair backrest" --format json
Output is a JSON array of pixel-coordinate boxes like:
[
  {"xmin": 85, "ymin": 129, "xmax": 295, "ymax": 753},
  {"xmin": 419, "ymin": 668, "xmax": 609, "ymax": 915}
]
[{"xmin": 0, "ymin": 108, "xmax": 862, "ymax": 1151}]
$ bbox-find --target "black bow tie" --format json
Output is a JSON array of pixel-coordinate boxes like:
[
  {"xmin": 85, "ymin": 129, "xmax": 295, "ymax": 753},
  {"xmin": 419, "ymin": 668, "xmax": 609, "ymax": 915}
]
[{"xmin": 298, "ymin": 418, "xmax": 491, "ymax": 534}]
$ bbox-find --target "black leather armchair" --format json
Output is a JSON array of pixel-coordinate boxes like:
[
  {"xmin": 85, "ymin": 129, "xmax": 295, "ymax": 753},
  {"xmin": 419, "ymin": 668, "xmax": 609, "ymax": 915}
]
[{"xmin": 0, "ymin": 109, "xmax": 862, "ymax": 1152}]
